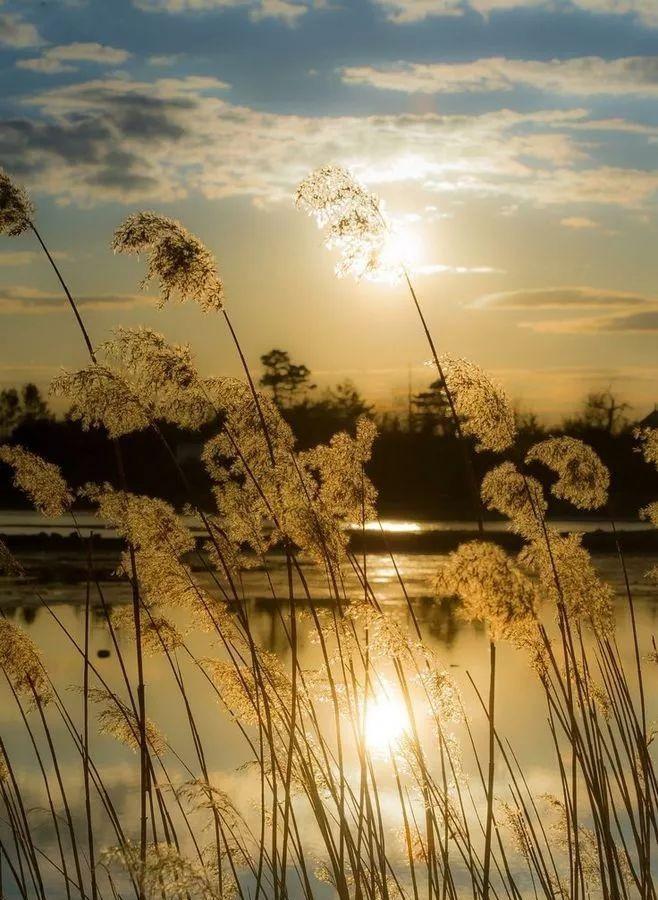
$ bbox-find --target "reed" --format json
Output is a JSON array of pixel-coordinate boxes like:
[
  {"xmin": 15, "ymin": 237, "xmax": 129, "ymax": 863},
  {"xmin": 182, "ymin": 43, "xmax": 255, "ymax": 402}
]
[{"xmin": 0, "ymin": 164, "xmax": 655, "ymax": 900}]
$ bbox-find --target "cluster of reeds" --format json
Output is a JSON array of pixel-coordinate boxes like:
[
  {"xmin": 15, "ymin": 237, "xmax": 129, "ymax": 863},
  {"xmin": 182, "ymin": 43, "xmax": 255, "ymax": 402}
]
[{"xmin": 0, "ymin": 164, "xmax": 656, "ymax": 899}]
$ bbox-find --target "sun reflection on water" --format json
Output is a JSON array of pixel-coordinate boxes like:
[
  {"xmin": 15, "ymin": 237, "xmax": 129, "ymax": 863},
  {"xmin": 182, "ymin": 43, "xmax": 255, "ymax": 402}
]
[
  {"xmin": 364, "ymin": 689, "xmax": 410, "ymax": 754},
  {"xmin": 359, "ymin": 520, "xmax": 422, "ymax": 533}
]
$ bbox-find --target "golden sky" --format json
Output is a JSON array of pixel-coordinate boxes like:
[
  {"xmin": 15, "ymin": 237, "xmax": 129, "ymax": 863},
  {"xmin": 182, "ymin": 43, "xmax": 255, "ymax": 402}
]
[{"xmin": 1, "ymin": 0, "xmax": 657, "ymax": 420}]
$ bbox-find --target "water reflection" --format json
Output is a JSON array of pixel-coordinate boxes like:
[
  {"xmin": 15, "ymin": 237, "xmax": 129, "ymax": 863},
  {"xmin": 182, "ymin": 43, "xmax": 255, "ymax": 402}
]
[{"xmin": 0, "ymin": 551, "xmax": 656, "ymax": 897}]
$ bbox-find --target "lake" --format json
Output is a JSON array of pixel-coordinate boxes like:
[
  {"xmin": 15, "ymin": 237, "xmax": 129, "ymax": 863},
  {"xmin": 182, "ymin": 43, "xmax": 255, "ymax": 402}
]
[{"xmin": 1, "ymin": 522, "xmax": 657, "ymax": 897}]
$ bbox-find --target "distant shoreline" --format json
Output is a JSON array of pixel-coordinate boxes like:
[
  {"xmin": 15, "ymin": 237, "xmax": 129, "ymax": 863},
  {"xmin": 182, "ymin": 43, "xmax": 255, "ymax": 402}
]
[{"xmin": 2, "ymin": 527, "xmax": 656, "ymax": 578}]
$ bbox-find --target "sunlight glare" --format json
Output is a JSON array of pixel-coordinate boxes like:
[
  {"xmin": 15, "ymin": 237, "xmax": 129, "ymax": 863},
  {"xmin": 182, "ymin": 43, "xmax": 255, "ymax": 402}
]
[
  {"xmin": 364, "ymin": 690, "xmax": 409, "ymax": 754},
  {"xmin": 362, "ymin": 520, "xmax": 422, "ymax": 533},
  {"xmin": 377, "ymin": 221, "xmax": 423, "ymax": 284}
]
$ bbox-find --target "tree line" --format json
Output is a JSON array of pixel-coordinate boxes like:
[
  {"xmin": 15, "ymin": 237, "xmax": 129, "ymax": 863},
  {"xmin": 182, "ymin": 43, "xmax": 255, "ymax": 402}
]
[{"xmin": 0, "ymin": 353, "xmax": 656, "ymax": 518}]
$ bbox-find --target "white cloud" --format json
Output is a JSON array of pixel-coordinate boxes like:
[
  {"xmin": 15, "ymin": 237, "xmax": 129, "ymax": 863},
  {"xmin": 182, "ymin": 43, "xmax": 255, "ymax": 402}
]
[
  {"xmin": 0, "ymin": 12, "xmax": 42, "ymax": 48},
  {"xmin": 473, "ymin": 285, "xmax": 658, "ymax": 334},
  {"xmin": 135, "ymin": 0, "xmax": 245, "ymax": 7},
  {"xmin": 522, "ymin": 309, "xmax": 658, "ymax": 332},
  {"xmin": 250, "ymin": 0, "xmax": 309, "ymax": 21},
  {"xmin": 0, "ymin": 250, "xmax": 67, "ymax": 266},
  {"xmin": 0, "ymin": 251, "xmax": 38, "ymax": 267},
  {"xmin": 0, "ymin": 286, "xmax": 153, "ymax": 314},
  {"xmin": 473, "ymin": 286, "xmax": 652, "ymax": 309},
  {"xmin": 147, "ymin": 54, "xmax": 181, "ymax": 66},
  {"xmin": 3, "ymin": 75, "xmax": 657, "ymax": 212},
  {"xmin": 342, "ymin": 56, "xmax": 658, "ymax": 96},
  {"xmin": 17, "ymin": 43, "xmax": 131, "ymax": 75},
  {"xmin": 372, "ymin": 0, "xmax": 658, "ymax": 27},
  {"xmin": 560, "ymin": 216, "xmax": 599, "ymax": 228},
  {"xmin": 414, "ymin": 263, "xmax": 504, "ymax": 275},
  {"xmin": 134, "ymin": 0, "xmax": 313, "ymax": 22}
]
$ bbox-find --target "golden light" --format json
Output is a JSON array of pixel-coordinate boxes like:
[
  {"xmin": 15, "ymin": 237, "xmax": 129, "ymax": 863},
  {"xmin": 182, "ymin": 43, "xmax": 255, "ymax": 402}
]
[
  {"xmin": 364, "ymin": 689, "xmax": 409, "ymax": 754},
  {"xmin": 376, "ymin": 221, "xmax": 423, "ymax": 284},
  {"xmin": 362, "ymin": 519, "xmax": 422, "ymax": 533}
]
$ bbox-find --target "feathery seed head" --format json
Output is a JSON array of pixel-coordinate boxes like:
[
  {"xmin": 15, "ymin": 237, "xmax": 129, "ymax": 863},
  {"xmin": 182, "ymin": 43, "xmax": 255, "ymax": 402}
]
[
  {"xmin": 0, "ymin": 169, "xmax": 34, "ymax": 237},
  {"xmin": 0, "ymin": 445, "xmax": 73, "ymax": 517},
  {"xmin": 435, "ymin": 541, "xmax": 538, "ymax": 641},
  {"xmin": 481, "ymin": 462, "xmax": 546, "ymax": 536},
  {"xmin": 296, "ymin": 165, "xmax": 402, "ymax": 283},
  {"xmin": 301, "ymin": 415, "xmax": 378, "ymax": 524},
  {"xmin": 520, "ymin": 529, "xmax": 614, "ymax": 633},
  {"xmin": 101, "ymin": 327, "xmax": 215, "ymax": 428},
  {"xmin": 176, "ymin": 779, "xmax": 240, "ymax": 826},
  {"xmin": 640, "ymin": 501, "xmax": 658, "ymax": 528},
  {"xmin": 0, "ymin": 538, "xmax": 23, "ymax": 577},
  {"xmin": 90, "ymin": 688, "xmax": 167, "ymax": 755},
  {"xmin": 112, "ymin": 211, "xmax": 224, "ymax": 311},
  {"xmin": 112, "ymin": 607, "xmax": 184, "ymax": 655},
  {"xmin": 526, "ymin": 436, "xmax": 609, "ymax": 510},
  {"xmin": 296, "ymin": 165, "xmax": 379, "ymax": 227},
  {"xmin": 88, "ymin": 487, "xmax": 195, "ymax": 559},
  {"xmin": 51, "ymin": 365, "xmax": 150, "ymax": 437},
  {"xmin": 0, "ymin": 619, "xmax": 52, "ymax": 706},
  {"xmin": 204, "ymin": 377, "xmax": 295, "ymax": 477},
  {"xmin": 416, "ymin": 668, "xmax": 463, "ymax": 724},
  {"xmin": 636, "ymin": 426, "xmax": 658, "ymax": 470},
  {"xmin": 499, "ymin": 802, "xmax": 531, "ymax": 861},
  {"xmin": 204, "ymin": 653, "xmax": 292, "ymax": 727},
  {"xmin": 440, "ymin": 356, "xmax": 516, "ymax": 452},
  {"xmin": 103, "ymin": 326, "xmax": 197, "ymax": 390},
  {"xmin": 102, "ymin": 841, "xmax": 227, "ymax": 900}
]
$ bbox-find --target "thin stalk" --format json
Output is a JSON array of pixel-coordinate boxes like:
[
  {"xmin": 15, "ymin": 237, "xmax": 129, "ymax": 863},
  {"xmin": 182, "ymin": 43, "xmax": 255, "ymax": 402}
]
[
  {"xmin": 482, "ymin": 640, "xmax": 496, "ymax": 900},
  {"xmin": 402, "ymin": 268, "xmax": 484, "ymax": 533},
  {"xmin": 83, "ymin": 545, "xmax": 99, "ymax": 900},
  {"xmin": 29, "ymin": 217, "xmax": 149, "ymax": 898}
]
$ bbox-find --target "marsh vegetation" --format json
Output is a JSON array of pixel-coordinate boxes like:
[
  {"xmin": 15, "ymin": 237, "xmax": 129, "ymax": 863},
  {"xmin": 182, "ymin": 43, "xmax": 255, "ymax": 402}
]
[{"xmin": 0, "ymin": 165, "xmax": 656, "ymax": 900}]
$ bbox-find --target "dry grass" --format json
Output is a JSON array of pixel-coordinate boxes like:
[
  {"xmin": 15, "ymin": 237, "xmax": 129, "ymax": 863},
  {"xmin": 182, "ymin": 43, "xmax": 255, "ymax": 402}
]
[{"xmin": 0, "ymin": 164, "xmax": 656, "ymax": 900}]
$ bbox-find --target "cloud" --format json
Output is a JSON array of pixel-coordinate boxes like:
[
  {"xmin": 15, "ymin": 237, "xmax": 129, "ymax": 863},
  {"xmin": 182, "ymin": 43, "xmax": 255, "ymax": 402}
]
[
  {"xmin": 0, "ymin": 12, "xmax": 43, "ymax": 48},
  {"xmin": 476, "ymin": 286, "xmax": 658, "ymax": 334},
  {"xmin": 2, "ymin": 75, "xmax": 657, "ymax": 211},
  {"xmin": 414, "ymin": 263, "xmax": 504, "ymax": 275},
  {"xmin": 0, "ymin": 250, "xmax": 68, "ymax": 266},
  {"xmin": 372, "ymin": 0, "xmax": 658, "ymax": 27},
  {"xmin": 134, "ymin": 0, "xmax": 312, "ymax": 22},
  {"xmin": 0, "ymin": 251, "xmax": 38, "ymax": 267},
  {"xmin": 250, "ymin": 0, "xmax": 309, "ymax": 21},
  {"xmin": 560, "ymin": 216, "xmax": 599, "ymax": 229},
  {"xmin": 0, "ymin": 286, "xmax": 153, "ymax": 314},
  {"xmin": 147, "ymin": 54, "xmax": 181, "ymax": 67},
  {"xmin": 342, "ymin": 56, "xmax": 658, "ymax": 97},
  {"xmin": 17, "ymin": 43, "xmax": 131, "ymax": 76},
  {"xmin": 594, "ymin": 311, "xmax": 658, "ymax": 331},
  {"xmin": 524, "ymin": 309, "xmax": 658, "ymax": 333},
  {"xmin": 474, "ymin": 286, "xmax": 652, "ymax": 310}
]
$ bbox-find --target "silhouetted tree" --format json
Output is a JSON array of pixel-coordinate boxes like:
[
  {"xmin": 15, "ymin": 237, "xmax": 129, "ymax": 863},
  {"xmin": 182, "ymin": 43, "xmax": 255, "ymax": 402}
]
[
  {"xmin": 21, "ymin": 383, "xmax": 51, "ymax": 423},
  {"xmin": 259, "ymin": 349, "xmax": 315, "ymax": 407},
  {"xmin": 325, "ymin": 380, "xmax": 373, "ymax": 421},
  {"xmin": 514, "ymin": 410, "xmax": 547, "ymax": 452},
  {"xmin": 410, "ymin": 379, "xmax": 453, "ymax": 435},
  {"xmin": 0, "ymin": 388, "xmax": 20, "ymax": 437},
  {"xmin": 0, "ymin": 383, "xmax": 52, "ymax": 437},
  {"xmin": 564, "ymin": 389, "xmax": 629, "ymax": 436}
]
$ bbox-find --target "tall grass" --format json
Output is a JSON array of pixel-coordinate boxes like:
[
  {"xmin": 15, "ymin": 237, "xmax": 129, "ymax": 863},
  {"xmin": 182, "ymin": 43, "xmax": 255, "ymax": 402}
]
[{"xmin": 0, "ymin": 164, "xmax": 656, "ymax": 900}]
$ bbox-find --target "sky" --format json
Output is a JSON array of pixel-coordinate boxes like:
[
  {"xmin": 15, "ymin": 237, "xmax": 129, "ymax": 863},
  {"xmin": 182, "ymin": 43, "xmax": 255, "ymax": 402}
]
[{"xmin": 1, "ymin": 0, "xmax": 657, "ymax": 421}]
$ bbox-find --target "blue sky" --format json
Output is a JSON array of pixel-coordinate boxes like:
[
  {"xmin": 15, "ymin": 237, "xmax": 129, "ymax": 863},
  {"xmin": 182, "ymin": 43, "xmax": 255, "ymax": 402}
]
[{"xmin": 1, "ymin": 0, "xmax": 658, "ymax": 419}]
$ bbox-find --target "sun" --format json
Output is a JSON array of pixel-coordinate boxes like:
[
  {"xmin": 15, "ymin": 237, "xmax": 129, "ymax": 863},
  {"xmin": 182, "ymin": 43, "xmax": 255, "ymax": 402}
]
[
  {"xmin": 364, "ymin": 689, "xmax": 409, "ymax": 753},
  {"xmin": 373, "ymin": 220, "xmax": 424, "ymax": 284}
]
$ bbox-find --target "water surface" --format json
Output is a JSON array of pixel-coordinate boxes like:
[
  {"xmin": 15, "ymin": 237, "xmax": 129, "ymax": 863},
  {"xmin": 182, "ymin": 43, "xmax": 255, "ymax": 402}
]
[{"xmin": 1, "ymin": 540, "xmax": 657, "ymax": 897}]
